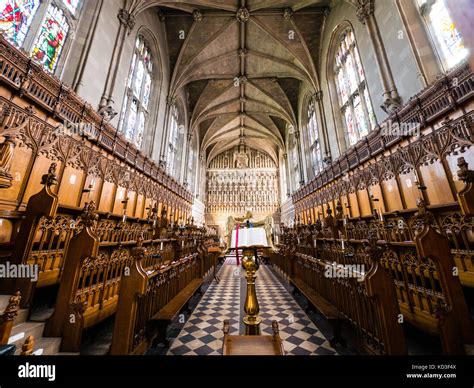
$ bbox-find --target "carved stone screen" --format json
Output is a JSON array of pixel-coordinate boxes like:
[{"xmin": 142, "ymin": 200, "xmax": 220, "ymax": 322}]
[{"xmin": 206, "ymin": 147, "xmax": 280, "ymax": 233}]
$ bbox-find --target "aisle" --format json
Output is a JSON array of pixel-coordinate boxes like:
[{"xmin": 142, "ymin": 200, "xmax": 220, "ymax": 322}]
[{"xmin": 168, "ymin": 258, "xmax": 337, "ymax": 356}]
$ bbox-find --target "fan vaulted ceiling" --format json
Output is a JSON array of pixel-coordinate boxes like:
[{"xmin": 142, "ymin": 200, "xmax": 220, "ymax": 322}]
[{"xmin": 141, "ymin": 0, "xmax": 330, "ymax": 164}]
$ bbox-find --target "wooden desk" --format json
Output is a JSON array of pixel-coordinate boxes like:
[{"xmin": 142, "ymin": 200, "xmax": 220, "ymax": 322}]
[{"xmin": 222, "ymin": 320, "xmax": 285, "ymax": 355}]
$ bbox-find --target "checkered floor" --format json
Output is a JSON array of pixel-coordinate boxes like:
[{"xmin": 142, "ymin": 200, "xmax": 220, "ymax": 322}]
[{"xmin": 168, "ymin": 258, "xmax": 337, "ymax": 356}]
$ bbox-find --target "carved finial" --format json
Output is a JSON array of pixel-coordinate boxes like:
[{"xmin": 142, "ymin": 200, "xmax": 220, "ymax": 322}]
[
  {"xmin": 457, "ymin": 157, "xmax": 474, "ymax": 183},
  {"xmin": 3, "ymin": 291, "xmax": 21, "ymax": 320},
  {"xmin": 41, "ymin": 163, "xmax": 58, "ymax": 187},
  {"xmin": 81, "ymin": 201, "xmax": 98, "ymax": 228},
  {"xmin": 414, "ymin": 198, "xmax": 436, "ymax": 227},
  {"xmin": 132, "ymin": 233, "xmax": 147, "ymax": 260},
  {"xmin": 21, "ymin": 336, "xmax": 35, "ymax": 356}
]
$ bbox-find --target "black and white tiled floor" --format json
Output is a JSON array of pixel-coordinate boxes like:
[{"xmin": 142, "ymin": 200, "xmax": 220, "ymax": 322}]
[{"xmin": 168, "ymin": 258, "xmax": 337, "ymax": 356}]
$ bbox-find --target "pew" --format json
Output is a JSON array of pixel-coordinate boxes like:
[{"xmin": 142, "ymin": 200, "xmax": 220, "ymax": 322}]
[
  {"xmin": 43, "ymin": 201, "xmax": 182, "ymax": 352},
  {"xmin": 110, "ymin": 233, "xmax": 208, "ymax": 355}
]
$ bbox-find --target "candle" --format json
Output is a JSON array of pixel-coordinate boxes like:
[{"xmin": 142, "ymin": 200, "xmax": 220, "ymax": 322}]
[
  {"xmin": 313, "ymin": 239, "xmax": 317, "ymax": 249},
  {"xmin": 194, "ymin": 239, "xmax": 196, "ymax": 246},
  {"xmin": 182, "ymin": 240, "xmax": 185, "ymax": 248},
  {"xmin": 341, "ymin": 239, "xmax": 345, "ymax": 251},
  {"xmin": 379, "ymin": 208, "xmax": 384, "ymax": 222},
  {"xmin": 122, "ymin": 214, "xmax": 127, "ymax": 223},
  {"xmin": 160, "ymin": 242, "xmax": 164, "ymax": 251}
]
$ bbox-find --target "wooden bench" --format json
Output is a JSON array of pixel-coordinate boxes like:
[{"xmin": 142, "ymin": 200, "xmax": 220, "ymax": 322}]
[
  {"xmin": 222, "ymin": 320, "xmax": 285, "ymax": 355},
  {"xmin": 290, "ymin": 277, "xmax": 345, "ymax": 348},
  {"xmin": 150, "ymin": 278, "xmax": 203, "ymax": 347}
]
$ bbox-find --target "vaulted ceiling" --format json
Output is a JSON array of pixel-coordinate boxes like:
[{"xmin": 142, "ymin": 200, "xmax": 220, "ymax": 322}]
[{"xmin": 143, "ymin": 0, "xmax": 330, "ymax": 165}]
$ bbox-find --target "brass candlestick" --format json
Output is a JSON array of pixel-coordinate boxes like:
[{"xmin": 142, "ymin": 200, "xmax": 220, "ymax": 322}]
[{"xmin": 242, "ymin": 247, "xmax": 261, "ymax": 335}]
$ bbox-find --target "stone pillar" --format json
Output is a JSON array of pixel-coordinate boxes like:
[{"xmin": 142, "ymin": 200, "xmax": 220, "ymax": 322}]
[
  {"xmin": 355, "ymin": 0, "xmax": 401, "ymax": 114},
  {"xmin": 98, "ymin": 8, "xmax": 135, "ymax": 121}
]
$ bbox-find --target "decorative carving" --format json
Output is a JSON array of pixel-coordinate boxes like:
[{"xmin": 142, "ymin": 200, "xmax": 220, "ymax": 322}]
[
  {"xmin": 98, "ymin": 104, "xmax": 118, "ymax": 121},
  {"xmin": 2, "ymin": 291, "xmax": 21, "ymax": 320},
  {"xmin": 117, "ymin": 9, "xmax": 136, "ymax": 31},
  {"xmin": 80, "ymin": 201, "xmax": 99, "ymax": 228},
  {"xmin": 41, "ymin": 163, "xmax": 58, "ymax": 187},
  {"xmin": 381, "ymin": 96, "xmax": 402, "ymax": 114},
  {"xmin": 0, "ymin": 134, "xmax": 15, "ymax": 188},
  {"xmin": 236, "ymin": 7, "xmax": 250, "ymax": 23},
  {"xmin": 193, "ymin": 10, "xmax": 203, "ymax": 22},
  {"xmin": 238, "ymin": 48, "xmax": 248, "ymax": 57},
  {"xmin": 283, "ymin": 8, "xmax": 294, "ymax": 20},
  {"xmin": 355, "ymin": 0, "xmax": 375, "ymax": 24}
]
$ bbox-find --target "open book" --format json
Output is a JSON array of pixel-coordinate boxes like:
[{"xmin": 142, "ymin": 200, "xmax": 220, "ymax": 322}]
[{"xmin": 230, "ymin": 227, "xmax": 268, "ymax": 248}]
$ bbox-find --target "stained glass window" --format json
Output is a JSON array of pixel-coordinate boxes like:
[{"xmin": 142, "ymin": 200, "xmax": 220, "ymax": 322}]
[
  {"xmin": 0, "ymin": 0, "xmax": 40, "ymax": 47},
  {"xmin": 307, "ymin": 101, "xmax": 322, "ymax": 176},
  {"xmin": 62, "ymin": 0, "xmax": 78, "ymax": 14},
  {"xmin": 119, "ymin": 35, "xmax": 154, "ymax": 149},
  {"xmin": 31, "ymin": 5, "xmax": 69, "ymax": 73},
  {"xmin": 167, "ymin": 105, "xmax": 179, "ymax": 176},
  {"xmin": 334, "ymin": 28, "xmax": 376, "ymax": 147},
  {"xmin": 187, "ymin": 138, "xmax": 197, "ymax": 191},
  {"xmin": 418, "ymin": 0, "xmax": 468, "ymax": 70},
  {"xmin": 289, "ymin": 132, "xmax": 300, "ymax": 191}
]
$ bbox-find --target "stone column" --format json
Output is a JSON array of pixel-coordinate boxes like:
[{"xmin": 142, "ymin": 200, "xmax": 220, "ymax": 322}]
[
  {"xmin": 98, "ymin": 8, "xmax": 135, "ymax": 121},
  {"xmin": 355, "ymin": 0, "xmax": 401, "ymax": 114}
]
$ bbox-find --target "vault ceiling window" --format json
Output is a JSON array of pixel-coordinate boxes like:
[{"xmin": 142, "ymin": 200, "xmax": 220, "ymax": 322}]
[
  {"xmin": 119, "ymin": 35, "xmax": 154, "ymax": 149},
  {"xmin": 334, "ymin": 28, "xmax": 376, "ymax": 147},
  {"xmin": 418, "ymin": 0, "xmax": 468, "ymax": 71},
  {"xmin": 307, "ymin": 100, "xmax": 323, "ymax": 176},
  {"xmin": 0, "ymin": 0, "xmax": 41, "ymax": 47}
]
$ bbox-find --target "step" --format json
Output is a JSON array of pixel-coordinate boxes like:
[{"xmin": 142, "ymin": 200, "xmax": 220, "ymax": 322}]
[
  {"xmin": 14, "ymin": 308, "xmax": 29, "ymax": 326},
  {"xmin": 14, "ymin": 337, "xmax": 62, "ymax": 356},
  {"xmin": 30, "ymin": 307, "xmax": 54, "ymax": 323},
  {"xmin": 8, "ymin": 322, "xmax": 45, "ymax": 347}
]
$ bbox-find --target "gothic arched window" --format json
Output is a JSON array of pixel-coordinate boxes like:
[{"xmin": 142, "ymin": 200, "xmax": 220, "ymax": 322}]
[
  {"xmin": 1, "ymin": 0, "xmax": 82, "ymax": 74},
  {"xmin": 418, "ymin": 0, "xmax": 468, "ymax": 71},
  {"xmin": 307, "ymin": 101, "xmax": 322, "ymax": 176},
  {"xmin": 166, "ymin": 104, "xmax": 180, "ymax": 176},
  {"xmin": 334, "ymin": 29, "xmax": 376, "ymax": 147},
  {"xmin": 31, "ymin": 5, "xmax": 70, "ymax": 73},
  {"xmin": 119, "ymin": 35, "xmax": 153, "ymax": 149},
  {"xmin": 289, "ymin": 133, "xmax": 300, "ymax": 192},
  {"xmin": 0, "ymin": 0, "xmax": 41, "ymax": 47}
]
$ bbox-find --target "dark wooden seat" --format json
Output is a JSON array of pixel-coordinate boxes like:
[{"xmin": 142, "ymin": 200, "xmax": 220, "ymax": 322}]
[
  {"xmin": 290, "ymin": 277, "xmax": 345, "ymax": 348},
  {"xmin": 222, "ymin": 320, "xmax": 285, "ymax": 355},
  {"xmin": 150, "ymin": 278, "xmax": 203, "ymax": 347}
]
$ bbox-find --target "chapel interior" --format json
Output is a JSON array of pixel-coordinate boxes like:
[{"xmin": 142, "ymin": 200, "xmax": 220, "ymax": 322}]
[{"xmin": 0, "ymin": 0, "xmax": 473, "ymax": 357}]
